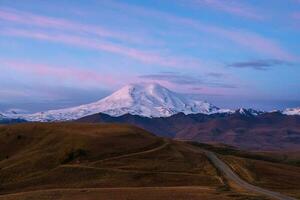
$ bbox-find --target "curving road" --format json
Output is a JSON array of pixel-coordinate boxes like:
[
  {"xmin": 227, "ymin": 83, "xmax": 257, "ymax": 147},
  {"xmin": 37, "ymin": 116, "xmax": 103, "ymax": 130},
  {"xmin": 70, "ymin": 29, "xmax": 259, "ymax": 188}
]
[{"xmin": 203, "ymin": 150, "xmax": 297, "ymax": 200}]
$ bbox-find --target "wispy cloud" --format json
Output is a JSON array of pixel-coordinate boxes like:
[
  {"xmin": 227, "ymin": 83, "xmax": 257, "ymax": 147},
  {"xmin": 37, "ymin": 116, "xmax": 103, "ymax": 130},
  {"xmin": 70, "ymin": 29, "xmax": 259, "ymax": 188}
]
[
  {"xmin": 0, "ymin": 8, "xmax": 209, "ymax": 69},
  {"xmin": 139, "ymin": 72, "xmax": 236, "ymax": 89},
  {"xmin": 0, "ymin": 59, "xmax": 126, "ymax": 87},
  {"xmin": 190, "ymin": 0, "xmax": 264, "ymax": 20},
  {"xmin": 105, "ymin": 1, "xmax": 296, "ymax": 61},
  {"xmin": 227, "ymin": 59, "xmax": 292, "ymax": 70},
  {"xmin": 0, "ymin": 7, "xmax": 144, "ymax": 44},
  {"xmin": 140, "ymin": 73, "xmax": 203, "ymax": 85},
  {"xmin": 0, "ymin": 89, "xmax": 29, "ymax": 98},
  {"xmin": 165, "ymin": 18, "xmax": 296, "ymax": 61},
  {"xmin": 1, "ymin": 6, "xmax": 296, "ymax": 66},
  {"xmin": 207, "ymin": 72, "xmax": 224, "ymax": 78},
  {"xmin": 205, "ymin": 28, "xmax": 296, "ymax": 61},
  {"xmin": 0, "ymin": 28, "xmax": 202, "ymax": 68}
]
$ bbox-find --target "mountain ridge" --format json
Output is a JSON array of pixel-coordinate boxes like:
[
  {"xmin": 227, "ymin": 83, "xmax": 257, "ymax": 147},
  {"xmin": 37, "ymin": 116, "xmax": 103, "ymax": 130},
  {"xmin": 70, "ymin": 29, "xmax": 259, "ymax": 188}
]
[
  {"xmin": 77, "ymin": 111, "xmax": 300, "ymax": 151},
  {"xmin": 283, "ymin": 107, "xmax": 300, "ymax": 115},
  {"xmin": 12, "ymin": 83, "xmax": 221, "ymax": 122},
  {"xmin": 3, "ymin": 83, "xmax": 300, "ymax": 122}
]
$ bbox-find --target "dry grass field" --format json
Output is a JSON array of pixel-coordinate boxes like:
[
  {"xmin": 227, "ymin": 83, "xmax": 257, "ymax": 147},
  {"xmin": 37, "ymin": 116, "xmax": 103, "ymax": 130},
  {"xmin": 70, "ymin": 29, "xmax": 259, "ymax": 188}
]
[
  {"xmin": 0, "ymin": 187, "xmax": 271, "ymax": 200},
  {"xmin": 0, "ymin": 123, "xmax": 297, "ymax": 200},
  {"xmin": 221, "ymin": 155, "xmax": 300, "ymax": 199}
]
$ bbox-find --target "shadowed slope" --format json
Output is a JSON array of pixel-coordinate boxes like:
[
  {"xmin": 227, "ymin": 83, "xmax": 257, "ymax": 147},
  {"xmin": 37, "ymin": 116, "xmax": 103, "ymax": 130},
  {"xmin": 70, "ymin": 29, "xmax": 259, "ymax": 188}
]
[{"xmin": 77, "ymin": 112, "xmax": 300, "ymax": 151}]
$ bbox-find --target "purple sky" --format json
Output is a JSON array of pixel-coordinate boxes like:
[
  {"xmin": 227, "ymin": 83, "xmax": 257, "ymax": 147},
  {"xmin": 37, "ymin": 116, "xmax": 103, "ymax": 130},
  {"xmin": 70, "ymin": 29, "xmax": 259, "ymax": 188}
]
[{"xmin": 0, "ymin": 0, "xmax": 300, "ymax": 113}]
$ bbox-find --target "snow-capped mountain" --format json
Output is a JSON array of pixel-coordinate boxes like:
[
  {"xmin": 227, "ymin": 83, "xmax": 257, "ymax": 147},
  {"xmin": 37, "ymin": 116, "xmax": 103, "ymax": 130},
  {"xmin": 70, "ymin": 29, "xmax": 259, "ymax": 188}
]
[
  {"xmin": 0, "ymin": 112, "xmax": 26, "ymax": 124},
  {"xmin": 18, "ymin": 83, "xmax": 221, "ymax": 122},
  {"xmin": 235, "ymin": 108, "xmax": 264, "ymax": 116},
  {"xmin": 282, "ymin": 107, "xmax": 300, "ymax": 115},
  {"xmin": 9, "ymin": 83, "xmax": 300, "ymax": 122}
]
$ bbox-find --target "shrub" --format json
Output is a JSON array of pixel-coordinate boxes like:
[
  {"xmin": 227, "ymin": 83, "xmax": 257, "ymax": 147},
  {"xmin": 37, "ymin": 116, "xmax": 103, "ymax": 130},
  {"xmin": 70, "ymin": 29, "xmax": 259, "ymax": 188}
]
[{"xmin": 61, "ymin": 148, "xmax": 87, "ymax": 164}]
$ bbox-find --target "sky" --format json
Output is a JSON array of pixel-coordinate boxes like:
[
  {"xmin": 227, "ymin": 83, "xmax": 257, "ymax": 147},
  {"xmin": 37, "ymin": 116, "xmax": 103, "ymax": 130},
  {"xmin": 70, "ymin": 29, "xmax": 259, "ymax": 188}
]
[{"xmin": 0, "ymin": 0, "xmax": 300, "ymax": 113}]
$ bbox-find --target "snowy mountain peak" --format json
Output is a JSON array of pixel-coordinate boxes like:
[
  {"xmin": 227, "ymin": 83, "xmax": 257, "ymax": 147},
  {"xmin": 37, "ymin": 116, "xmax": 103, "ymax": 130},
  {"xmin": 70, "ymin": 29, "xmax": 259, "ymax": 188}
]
[
  {"xmin": 236, "ymin": 108, "xmax": 263, "ymax": 116},
  {"xmin": 18, "ymin": 83, "xmax": 220, "ymax": 122},
  {"xmin": 100, "ymin": 83, "xmax": 172, "ymax": 104},
  {"xmin": 6, "ymin": 83, "xmax": 300, "ymax": 122},
  {"xmin": 98, "ymin": 82, "xmax": 219, "ymax": 117},
  {"xmin": 282, "ymin": 107, "xmax": 300, "ymax": 115}
]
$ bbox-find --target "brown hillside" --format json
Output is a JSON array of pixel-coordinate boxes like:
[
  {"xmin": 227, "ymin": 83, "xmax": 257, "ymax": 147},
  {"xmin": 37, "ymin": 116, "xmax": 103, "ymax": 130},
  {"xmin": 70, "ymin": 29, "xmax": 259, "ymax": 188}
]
[
  {"xmin": 77, "ymin": 112, "xmax": 300, "ymax": 151},
  {"xmin": 1, "ymin": 123, "xmax": 298, "ymax": 200},
  {"xmin": 0, "ymin": 123, "xmax": 222, "ymax": 195},
  {"xmin": 221, "ymin": 153, "xmax": 300, "ymax": 199}
]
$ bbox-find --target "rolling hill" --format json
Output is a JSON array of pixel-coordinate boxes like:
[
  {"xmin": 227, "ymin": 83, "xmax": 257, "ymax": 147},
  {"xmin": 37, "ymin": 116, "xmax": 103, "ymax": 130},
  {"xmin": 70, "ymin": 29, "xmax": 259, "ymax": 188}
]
[
  {"xmin": 0, "ymin": 123, "xmax": 299, "ymax": 199},
  {"xmin": 0, "ymin": 123, "xmax": 222, "ymax": 197},
  {"xmin": 77, "ymin": 111, "xmax": 300, "ymax": 151}
]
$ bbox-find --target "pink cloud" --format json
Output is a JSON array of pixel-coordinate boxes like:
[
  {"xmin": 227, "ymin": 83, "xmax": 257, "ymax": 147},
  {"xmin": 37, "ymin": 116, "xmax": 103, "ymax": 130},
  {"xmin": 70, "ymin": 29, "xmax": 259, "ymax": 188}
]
[
  {"xmin": 1, "ymin": 59, "xmax": 223, "ymax": 97},
  {"xmin": 0, "ymin": 8, "xmax": 148, "ymax": 45},
  {"xmin": 0, "ymin": 28, "xmax": 203, "ymax": 68},
  {"xmin": 192, "ymin": 0, "xmax": 264, "ymax": 20},
  {"xmin": 1, "ymin": 4, "xmax": 296, "ymax": 66},
  {"xmin": 107, "ymin": 1, "xmax": 296, "ymax": 61},
  {"xmin": 0, "ymin": 59, "xmax": 126, "ymax": 87},
  {"xmin": 136, "ymin": 78, "xmax": 233, "ymax": 96},
  {"xmin": 163, "ymin": 17, "xmax": 296, "ymax": 61},
  {"xmin": 204, "ymin": 27, "xmax": 296, "ymax": 61},
  {"xmin": 293, "ymin": 12, "xmax": 300, "ymax": 20}
]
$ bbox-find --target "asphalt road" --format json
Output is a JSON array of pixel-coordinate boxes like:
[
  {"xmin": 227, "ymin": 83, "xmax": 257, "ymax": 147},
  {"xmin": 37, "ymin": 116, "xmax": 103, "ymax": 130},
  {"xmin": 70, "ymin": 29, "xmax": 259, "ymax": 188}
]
[{"xmin": 203, "ymin": 150, "xmax": 297, "ymax": 200}]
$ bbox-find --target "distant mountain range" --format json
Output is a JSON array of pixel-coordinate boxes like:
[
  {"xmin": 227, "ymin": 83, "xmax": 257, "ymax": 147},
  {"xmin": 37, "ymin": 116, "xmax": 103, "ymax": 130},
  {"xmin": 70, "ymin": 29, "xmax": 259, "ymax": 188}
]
[
  {"xmin": 0, "ymin": 113, "xmax": 26, "ymax": 124},
  {"xmin": 1, "ymin": 83, "xmax": 300, "ymax": 150},
  {"xmin": 1, "ymin": 83, "xmax": 299, "ymax": 122},
  {"xmin": 282, "ymin": 107, "xmax": 300, "ymax": 115},
  {"xmin": 76, "ymin": 111, "xmax": 300, "ymax": 151}
]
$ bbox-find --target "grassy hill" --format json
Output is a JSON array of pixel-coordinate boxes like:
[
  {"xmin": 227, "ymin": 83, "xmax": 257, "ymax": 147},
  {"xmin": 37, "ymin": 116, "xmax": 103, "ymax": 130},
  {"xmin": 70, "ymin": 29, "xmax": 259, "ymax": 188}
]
[
  {"xmin": 189, "ymin": 142, "xmax": 300, "ymax": 199},
  {"xmin": 221, "ymin": 155, "xmax": 300, "ymax": 199},
  {"xmin": 0, "ymin": 123, "xmax": 299, "ymax": 200},
  {"xmin": 0, "ymin": 123, "xmax": 228, "ymax": 200}
]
